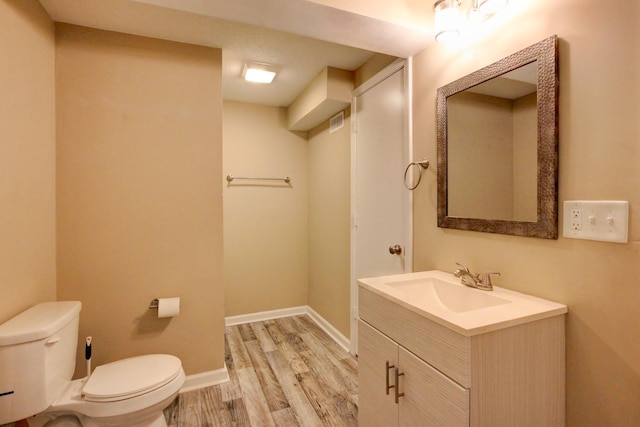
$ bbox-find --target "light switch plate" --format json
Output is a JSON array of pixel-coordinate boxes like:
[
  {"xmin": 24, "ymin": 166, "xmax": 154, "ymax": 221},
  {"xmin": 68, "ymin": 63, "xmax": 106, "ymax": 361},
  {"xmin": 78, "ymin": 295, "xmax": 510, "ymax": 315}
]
[{"xmin": 563, "ymin": 201, "xmax": 629, "ymax": 243}]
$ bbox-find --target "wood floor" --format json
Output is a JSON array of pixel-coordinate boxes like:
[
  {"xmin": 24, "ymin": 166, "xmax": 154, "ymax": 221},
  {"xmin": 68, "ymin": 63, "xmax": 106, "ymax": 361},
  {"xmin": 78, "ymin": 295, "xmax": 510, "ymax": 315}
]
[{"xmin": 164, "ymin": 315, "xmax": 359, "ymax": 426}]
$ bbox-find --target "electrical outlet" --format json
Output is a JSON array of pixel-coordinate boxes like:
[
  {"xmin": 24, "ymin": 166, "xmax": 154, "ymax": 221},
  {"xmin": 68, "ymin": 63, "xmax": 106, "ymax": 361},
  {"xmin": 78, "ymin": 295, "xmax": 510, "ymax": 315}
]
[
  {"xmin": 563, "ymin": 201, "xmax": 629, "ymax": 243},
  {"xmin": 571, "ymin": 209, "xmax": 582, "ymax": 230}
]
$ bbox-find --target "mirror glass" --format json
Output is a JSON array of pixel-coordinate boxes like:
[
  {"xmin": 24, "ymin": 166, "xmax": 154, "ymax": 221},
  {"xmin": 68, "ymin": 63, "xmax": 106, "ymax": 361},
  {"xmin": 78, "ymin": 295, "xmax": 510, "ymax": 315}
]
[
  {"xmin": 437, "ymin": 36, "xmax": 558, "ymax": 239},
  {"xmin": 447, "ymin": 62, "xmax": 538, "ymax": 222}
]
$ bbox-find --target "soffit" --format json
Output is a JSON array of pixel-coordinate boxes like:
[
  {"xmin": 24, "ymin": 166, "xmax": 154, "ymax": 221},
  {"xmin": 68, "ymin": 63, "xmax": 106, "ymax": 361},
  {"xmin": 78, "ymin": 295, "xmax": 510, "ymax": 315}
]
[{"xmin": 38, "ymin": 0, "xmax": 434, "ymax": 106}]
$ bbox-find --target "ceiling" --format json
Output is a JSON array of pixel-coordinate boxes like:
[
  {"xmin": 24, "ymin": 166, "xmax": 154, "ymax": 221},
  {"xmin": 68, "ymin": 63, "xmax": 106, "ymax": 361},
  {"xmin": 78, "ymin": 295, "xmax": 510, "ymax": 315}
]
[{"xmin": 38, "ymin": 0, "xmax": 435, "ymax": 107}]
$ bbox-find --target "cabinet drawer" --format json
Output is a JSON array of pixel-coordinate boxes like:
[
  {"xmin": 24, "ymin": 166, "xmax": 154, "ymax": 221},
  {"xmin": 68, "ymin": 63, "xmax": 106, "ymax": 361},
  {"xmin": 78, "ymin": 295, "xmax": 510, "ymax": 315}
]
[{"xmin": 360, "ymin": 286, "xmax": 471, "ymax": 387}]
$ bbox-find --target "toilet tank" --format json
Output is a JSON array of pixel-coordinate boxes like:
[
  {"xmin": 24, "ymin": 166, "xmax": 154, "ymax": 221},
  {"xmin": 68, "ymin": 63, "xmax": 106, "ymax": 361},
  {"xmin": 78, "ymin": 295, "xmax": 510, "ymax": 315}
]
[{"xmin": 0, "ymin": 301, "xmax": 81, "ymax": 424}]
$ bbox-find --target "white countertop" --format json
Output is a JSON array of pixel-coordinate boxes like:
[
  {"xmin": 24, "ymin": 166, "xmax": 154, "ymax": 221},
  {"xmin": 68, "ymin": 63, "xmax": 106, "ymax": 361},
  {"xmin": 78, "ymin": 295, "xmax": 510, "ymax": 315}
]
[{"xmin": 358, "ymin": 270, "xmax": 568, "ymax": 336}]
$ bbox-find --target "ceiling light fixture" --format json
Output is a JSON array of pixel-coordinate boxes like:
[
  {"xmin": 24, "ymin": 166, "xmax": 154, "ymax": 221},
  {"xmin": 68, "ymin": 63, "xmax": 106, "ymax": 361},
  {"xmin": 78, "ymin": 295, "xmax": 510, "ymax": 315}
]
[
  {"xmin": 242, "ymin": 62, "xmax": 278, "ymax": 84},
  {"xmin": 434, "ymin": 0, "xmax": 509, "ymax": 42}
]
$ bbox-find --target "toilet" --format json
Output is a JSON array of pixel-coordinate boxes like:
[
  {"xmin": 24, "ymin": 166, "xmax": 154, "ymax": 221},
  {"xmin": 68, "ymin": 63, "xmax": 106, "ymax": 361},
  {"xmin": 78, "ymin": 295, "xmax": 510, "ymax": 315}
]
[{"xmin": 0, "ymin": 301, "xmax": 185, "ymax": 427}]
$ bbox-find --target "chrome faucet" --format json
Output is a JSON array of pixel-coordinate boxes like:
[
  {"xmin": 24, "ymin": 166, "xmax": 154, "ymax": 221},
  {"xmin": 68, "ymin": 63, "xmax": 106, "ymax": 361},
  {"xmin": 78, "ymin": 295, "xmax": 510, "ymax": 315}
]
[{"xmin": 453, "ymin": 263, "xmax": 499, "ymax": 291}]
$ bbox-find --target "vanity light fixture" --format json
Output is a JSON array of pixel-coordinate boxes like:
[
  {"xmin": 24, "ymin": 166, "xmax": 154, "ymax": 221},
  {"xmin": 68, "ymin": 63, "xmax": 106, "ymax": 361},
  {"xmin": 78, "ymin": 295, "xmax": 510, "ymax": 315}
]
[
  {"xmin": 476, "ymin": 0, "xmax": 508, "ymax": 15},
  {"xmin": 242, "ymin": 62, "xmax": 278, "ymax": 84},
  {"xmin": 434, "ymin": 0, "xmax": 461, "ymax": 43},
  {"xmin": 434, "ymin": 0, "xmax": 509, "ymax": 42}
]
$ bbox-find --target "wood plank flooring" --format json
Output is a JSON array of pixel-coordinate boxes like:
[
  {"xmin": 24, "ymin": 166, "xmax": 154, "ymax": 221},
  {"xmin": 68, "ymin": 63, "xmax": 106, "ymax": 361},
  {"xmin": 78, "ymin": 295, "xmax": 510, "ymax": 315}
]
[{"xmin": 164, "ymin": 315, "xmax": 359, "ymax": 426}]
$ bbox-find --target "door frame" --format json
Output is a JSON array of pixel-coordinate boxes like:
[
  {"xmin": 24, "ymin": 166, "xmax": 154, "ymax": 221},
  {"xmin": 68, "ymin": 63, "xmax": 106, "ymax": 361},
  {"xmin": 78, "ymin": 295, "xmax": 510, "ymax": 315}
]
[{"xmin": 349, "ymin": 58, "xmax": 414, "ymax": 355}]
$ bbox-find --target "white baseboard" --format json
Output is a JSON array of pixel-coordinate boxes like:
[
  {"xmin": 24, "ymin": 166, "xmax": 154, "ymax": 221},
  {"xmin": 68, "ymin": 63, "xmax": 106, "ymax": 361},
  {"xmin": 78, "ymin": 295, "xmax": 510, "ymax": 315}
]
[
  {"xmin": 305, "ymin": 306, "xmax": 350, "ymax": 353},
  {"xmin": 225, "ymin": 305, "xmax": 350, "ymax": 352},
  {"xmin": 180, "ymin": 306, "xmax": 350, "ymax": 394},
  {"xmin": 180, "ymin": 366, "xmax": 229, "ymax": 393},
  {"xmin": 225, "ymin": 306, "xmax": 308, "ymax": 326}
]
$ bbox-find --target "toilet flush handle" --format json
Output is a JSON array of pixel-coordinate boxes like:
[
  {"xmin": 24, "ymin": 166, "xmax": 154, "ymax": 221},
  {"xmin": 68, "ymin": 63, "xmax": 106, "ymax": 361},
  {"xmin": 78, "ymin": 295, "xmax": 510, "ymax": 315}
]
[{"xmin": 46, "ymin": 335, "xmax": 61, "ymax": 345}]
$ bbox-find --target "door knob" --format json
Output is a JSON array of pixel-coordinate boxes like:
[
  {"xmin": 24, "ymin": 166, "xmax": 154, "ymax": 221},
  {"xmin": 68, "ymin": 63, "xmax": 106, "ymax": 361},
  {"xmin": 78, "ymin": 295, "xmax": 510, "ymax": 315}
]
[{"xmin": 389, "ymin": 244, "xmax": 402, "ymax": 255}]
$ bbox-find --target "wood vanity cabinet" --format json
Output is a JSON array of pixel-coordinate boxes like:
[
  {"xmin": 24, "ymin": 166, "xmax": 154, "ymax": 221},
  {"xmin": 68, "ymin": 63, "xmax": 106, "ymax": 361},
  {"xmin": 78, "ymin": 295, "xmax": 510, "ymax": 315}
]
[
  {"xmin": 358, "ymin": 286, "xmax": 565, "ymax": 427},
  {"xmin": 359, "ymin": 320, "xmax": 468, "ymax": 426}
]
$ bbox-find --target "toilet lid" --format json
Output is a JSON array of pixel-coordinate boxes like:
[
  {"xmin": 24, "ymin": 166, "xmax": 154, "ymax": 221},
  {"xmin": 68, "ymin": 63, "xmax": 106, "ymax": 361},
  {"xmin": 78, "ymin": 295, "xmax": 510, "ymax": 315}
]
[{"xmin": 83, "ymin": 354, "xmax": 182, "ymax": 402}]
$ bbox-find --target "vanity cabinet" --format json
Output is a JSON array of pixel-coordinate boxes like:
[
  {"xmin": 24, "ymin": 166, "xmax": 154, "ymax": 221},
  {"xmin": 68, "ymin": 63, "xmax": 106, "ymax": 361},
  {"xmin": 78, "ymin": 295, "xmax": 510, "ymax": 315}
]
[
  {"xmin": 358, "ymin": 285, "xmax": 565, "ymax": 427},
  {"xmin": 359, "ymin": 320, "xmax": 468, "ymax": 426}
]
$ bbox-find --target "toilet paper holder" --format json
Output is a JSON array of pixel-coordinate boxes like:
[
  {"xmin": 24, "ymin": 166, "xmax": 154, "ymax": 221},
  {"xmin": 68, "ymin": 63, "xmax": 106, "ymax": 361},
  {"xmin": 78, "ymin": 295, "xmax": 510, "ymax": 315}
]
[{"xmin": 148, "ymin": 297, "xmax": 180, "ymax": 318}]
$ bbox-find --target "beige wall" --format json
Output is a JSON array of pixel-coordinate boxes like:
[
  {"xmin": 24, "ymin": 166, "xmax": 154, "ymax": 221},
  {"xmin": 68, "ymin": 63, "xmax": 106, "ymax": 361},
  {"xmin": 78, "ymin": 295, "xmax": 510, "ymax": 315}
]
[
  {"xmin": 223, "ymin": 100, "xmax": 352, "ymax": 336},
  {"xmin": 56, "ymin": 25, "xmax": 225, "ymax": 377},
  {"xmin": 354, "ymin": 53, "xmax": 398, "ymax": 88},
  {"xmin": 223, "ymin": 101, "xmax": 308, "ymax": 317},
  {"xmin": 412, "ymin": 0, "xmax": 640, "ymax": 425},
  {"xmin": 0, "ymin": 1, "xmax": 56, "ymax": 322},
  {"xmin": 308, "ymin": 110, "xmax": 351, "ymax": 337}
]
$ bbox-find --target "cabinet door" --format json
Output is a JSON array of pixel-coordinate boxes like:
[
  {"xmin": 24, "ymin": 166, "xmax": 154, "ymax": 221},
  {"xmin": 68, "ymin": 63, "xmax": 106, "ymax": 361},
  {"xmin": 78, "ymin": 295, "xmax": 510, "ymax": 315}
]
[
  {"xmin": 358, "ymin": 320, "xmax": 399, "ymax": 427},
  {"xmin": 399, "ymin": 347, "xmax": 469, "ymax": 427}
]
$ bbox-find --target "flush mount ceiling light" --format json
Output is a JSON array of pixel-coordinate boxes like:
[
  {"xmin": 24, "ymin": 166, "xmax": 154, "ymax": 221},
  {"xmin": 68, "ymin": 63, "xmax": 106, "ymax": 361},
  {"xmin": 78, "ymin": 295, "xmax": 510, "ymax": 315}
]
[
  {"xmin": 242, "ymin": 62, "xmax": 278, "ymax": 84},
  {"xmin": 434, "ymin": 0, "xmax": 509, "ymax": 42}
]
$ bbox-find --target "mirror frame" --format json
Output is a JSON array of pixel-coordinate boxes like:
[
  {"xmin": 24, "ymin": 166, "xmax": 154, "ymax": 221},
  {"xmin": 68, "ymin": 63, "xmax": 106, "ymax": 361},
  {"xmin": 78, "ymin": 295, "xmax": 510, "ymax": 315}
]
[{"xmin": 436, "ymin": 35, "xmax": 559, "ymax": 239}]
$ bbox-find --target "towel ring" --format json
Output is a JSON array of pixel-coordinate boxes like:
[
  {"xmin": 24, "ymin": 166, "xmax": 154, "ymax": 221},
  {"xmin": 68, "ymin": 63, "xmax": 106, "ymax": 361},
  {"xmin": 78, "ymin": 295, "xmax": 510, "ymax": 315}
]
[{"xmin": 403, "ymin": 159, "xmax": 430, "ymax": 190}]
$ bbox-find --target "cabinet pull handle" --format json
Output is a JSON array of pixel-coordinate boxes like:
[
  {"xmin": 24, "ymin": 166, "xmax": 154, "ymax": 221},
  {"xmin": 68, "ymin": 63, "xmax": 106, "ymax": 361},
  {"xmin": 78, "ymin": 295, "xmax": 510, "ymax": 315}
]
[
  {"xmin": 385, "ymin": 361, "xmax": 395, "ymax": 395},
  {"xmin": 394, "ymin": 367, "xmax": 405, "ymax": 404}
]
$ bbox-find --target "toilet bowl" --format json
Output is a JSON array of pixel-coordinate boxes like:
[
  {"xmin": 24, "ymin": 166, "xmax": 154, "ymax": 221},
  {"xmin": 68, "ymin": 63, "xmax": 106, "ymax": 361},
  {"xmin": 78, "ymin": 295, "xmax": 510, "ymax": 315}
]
[
  {"xmin": 31, "ymin": 354, "xmax": 185, "ymax": 427},
  {"xmin": 0, "ymin": 302, "xmax": 185, "ymax": 427}
]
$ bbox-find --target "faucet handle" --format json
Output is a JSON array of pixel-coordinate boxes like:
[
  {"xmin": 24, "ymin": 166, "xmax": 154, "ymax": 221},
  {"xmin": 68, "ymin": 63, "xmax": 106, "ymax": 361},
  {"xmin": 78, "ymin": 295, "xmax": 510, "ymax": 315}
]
[
  {"xmin": 481, "ymin": 272, "xmax": 501, "ymax": 286},
  {"xmin": 455, "ymin": 262, "xmax": 470, "ymax": 273}
]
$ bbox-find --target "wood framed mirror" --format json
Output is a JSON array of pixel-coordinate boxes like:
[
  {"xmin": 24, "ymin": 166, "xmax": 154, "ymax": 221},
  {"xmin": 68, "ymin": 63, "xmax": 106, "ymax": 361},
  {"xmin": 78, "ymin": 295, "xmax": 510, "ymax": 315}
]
[{"xmin": 436, "ymin": 35, "xmax": 559, "ymax": 239}]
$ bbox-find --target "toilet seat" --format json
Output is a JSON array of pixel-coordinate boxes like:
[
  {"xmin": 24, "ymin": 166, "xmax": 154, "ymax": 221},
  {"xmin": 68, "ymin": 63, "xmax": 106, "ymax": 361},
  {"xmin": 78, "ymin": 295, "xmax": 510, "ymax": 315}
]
[
  {"xmin": 45, "ymin": 361, "xmax": 185, "ymax": 420},
  {"xmin": 83, "ymin": 354, "xmax": 182, "ymax": 402}
]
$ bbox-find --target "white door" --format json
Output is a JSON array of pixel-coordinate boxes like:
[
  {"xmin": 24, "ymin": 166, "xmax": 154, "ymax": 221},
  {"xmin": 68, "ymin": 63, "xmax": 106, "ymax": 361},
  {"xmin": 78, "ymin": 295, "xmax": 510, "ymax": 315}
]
[{"xmin": 350, "ymin": 61, "xmax": 412, "ymax": 354}]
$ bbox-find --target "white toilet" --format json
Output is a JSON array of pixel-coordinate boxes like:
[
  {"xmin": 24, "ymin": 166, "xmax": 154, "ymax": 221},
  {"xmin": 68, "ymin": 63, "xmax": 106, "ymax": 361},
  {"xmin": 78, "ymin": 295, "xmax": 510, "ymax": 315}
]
[{"xmin": 0, "ymin": 301, "xmax": 185, "ymax": 427}]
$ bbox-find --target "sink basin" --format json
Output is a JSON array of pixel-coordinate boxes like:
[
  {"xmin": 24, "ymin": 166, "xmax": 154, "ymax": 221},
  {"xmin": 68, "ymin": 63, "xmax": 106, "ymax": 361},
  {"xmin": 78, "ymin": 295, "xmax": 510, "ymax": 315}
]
[
  {"xmin": 386, "ymin": 278, "xmax": 509, "ymax": 313},
  {"xmin": 358, "ymin": 270, "xmax": 567, "ymax": 335}
]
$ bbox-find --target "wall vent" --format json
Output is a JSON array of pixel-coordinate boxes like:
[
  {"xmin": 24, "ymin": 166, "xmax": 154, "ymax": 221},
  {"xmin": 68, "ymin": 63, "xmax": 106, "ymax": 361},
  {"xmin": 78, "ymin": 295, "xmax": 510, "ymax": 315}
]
[{"xmin": 329, "ymin": 111, "xmax": 344, "ymax": 134}]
